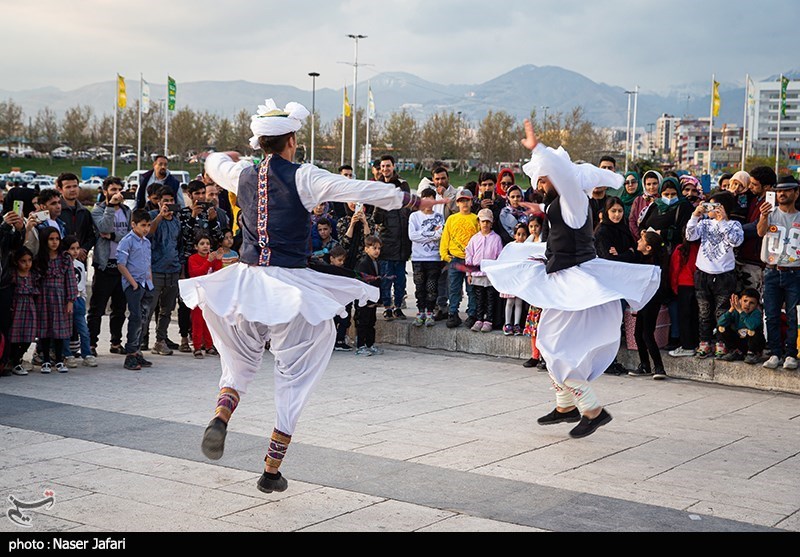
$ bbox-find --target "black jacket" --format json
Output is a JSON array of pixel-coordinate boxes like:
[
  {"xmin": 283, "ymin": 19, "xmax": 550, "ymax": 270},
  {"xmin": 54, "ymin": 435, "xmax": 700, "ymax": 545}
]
[
  {"xmin": 373, "ymin": 174, "xmax": 412, "ymax": 261},
  {"xmin": 60, "ymin": 199, "xmax": 96, "ymax": 253},
  {"xmin": 594, "ymin": 221, "xmax": 637, "ymax": 263},
  {"xmin": 136, "ymin": 170, "xmax": 182, "ymax": 210}
]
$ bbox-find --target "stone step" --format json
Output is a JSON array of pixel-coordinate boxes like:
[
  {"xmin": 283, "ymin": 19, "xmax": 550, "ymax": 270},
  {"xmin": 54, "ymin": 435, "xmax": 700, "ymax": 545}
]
[{"xmin": 370, "ymin": 319, "xmax": 800, "ymax": 396}]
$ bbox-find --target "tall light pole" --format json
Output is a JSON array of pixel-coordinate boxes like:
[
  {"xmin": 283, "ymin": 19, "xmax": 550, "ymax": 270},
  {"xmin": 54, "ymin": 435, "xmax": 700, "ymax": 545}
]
[
  {"xmin": 308, "ymin": 72, "xmax": 319, "ymax": 165},
  {"xmin": 624, "ymin": 90, "xmax": 635, "ymax": 173},
  {"xmin": 631, "ymin": 85, "xmax": 640, "ymax": 161},
  {"xmin": 347, "ymin": 34, "xmax": 367, "ymax": 170}
]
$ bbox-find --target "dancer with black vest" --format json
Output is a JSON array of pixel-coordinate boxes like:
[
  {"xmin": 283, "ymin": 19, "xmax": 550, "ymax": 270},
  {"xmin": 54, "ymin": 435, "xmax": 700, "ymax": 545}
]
[
  {"xmin": 180, "ymin": 99, "xmax": 442, "ymax": 493},
  {"xmin": 483, "ymin": 121, "xmax": 661, "ymax": 438}
]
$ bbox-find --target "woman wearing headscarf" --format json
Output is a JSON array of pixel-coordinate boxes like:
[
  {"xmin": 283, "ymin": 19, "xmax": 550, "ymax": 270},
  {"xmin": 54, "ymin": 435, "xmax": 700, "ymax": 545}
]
[
  {"xmin": 629, "ymin": 170, "xmax": 662, "ymax": 239},
  {"xmin": 594, "ymin": 196, "xmax": 637, "ymax": 263},
  {"xmin": 498, "ymin": 185, "xmax": 529, "ymax": 245},
  {"xmin": 639, "ymin": 177, "xmax": 693, "ymax": 255},
  {"xmin": 619, "ymin": 171, "xmax": 643, "ymax": 222},
  {"xmin": 724, "ymin": 171, "xmax": 751, "ymax": 227}
]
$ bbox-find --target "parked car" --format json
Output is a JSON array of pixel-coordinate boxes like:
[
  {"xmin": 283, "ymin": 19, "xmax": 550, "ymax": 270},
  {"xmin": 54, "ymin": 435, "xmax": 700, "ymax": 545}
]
[
  {"xmin": 120, "ymin": 152, "xmax": 138, "ymax": 163},
  {"xmin": 29, "ymin": 177, "xmax": 56, "ymax": 190},
  {"xmin": 80, "ymin": 177, "xmax": 105, "ymax": 189}
]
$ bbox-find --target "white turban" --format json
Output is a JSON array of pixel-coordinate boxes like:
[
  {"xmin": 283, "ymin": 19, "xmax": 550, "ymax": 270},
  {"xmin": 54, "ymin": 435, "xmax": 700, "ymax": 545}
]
[{"xmin": 249, "ymin": 99, "xmax": 310, "ymax": 150}]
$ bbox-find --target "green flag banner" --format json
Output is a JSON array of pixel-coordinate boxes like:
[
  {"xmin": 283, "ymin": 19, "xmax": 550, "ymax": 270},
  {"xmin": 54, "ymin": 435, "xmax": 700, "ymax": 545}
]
[
  {"xmin": 781, "ymin": 76, "xmax": 790, "ymax": 117},
  {"xmin": 168, "ymin": 76, "xmax": 176, "ymax": 111}
]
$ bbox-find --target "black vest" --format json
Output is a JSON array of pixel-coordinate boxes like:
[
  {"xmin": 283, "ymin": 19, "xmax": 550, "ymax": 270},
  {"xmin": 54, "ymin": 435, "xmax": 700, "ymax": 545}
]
[{"xmin": 545, "ymin": 196, "xmax": 596, "ymax": 274}]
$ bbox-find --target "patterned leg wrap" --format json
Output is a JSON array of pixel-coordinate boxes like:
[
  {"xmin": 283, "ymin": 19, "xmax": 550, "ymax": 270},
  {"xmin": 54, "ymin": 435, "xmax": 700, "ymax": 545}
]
[
  {"xmin": 214, "ymin": 388, "xmax": 240, "ymax": 424},
  {"xmin": 563, "ymin": 379, "xmax": 600, "ymax": 414},
  {"xmin": 551, "ymin": 377, "xmax": 576, "ymax": 409},
  {"xmin": 265, "ymin": 429, "xmax": 292, "ymax": 470}
]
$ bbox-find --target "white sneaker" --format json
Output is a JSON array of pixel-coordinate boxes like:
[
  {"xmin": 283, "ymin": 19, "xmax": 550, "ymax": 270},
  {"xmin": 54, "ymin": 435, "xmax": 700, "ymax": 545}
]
[
  {"xmin": 40, "ymin": 363, "xmax": 52, "ymax": 374},
  {"xmin": 763, "ymin": 355, "xmax": 782, "ymax": 369},
  {"xmin": 64, "ymin": 356, "xmax": 78, "ymax": 368},
  {"xmin": 55, "ymin": 362, "xmax": 69, "ymax": 373},
  {"xmin": 82, "ymin": 355, "xmax": 98, "ymax": 367},
  {"xmin": 669, "ymin": 347, "xmax": 696, "ymax": 357},
  {"xmin": 369, "ymin": 346, "xmax": 384, "ymax": 355},
  {"xmin": 783, "ymin": 356, "xmax": 798, "ymax": 370},
  {"xmin": 11, "ymin": 365, "xmax": 28, "ymax": 376}
]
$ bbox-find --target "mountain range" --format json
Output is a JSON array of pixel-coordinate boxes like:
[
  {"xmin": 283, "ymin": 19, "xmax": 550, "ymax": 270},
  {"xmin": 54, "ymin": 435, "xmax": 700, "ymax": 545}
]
[{"xmin": 3, "ymin": 65, "xmax": 796, "ymax": 130}]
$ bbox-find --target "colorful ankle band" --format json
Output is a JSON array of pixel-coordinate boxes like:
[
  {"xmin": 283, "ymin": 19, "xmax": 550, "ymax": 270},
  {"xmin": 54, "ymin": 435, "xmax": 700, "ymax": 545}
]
[
  {"xmin": 265, "ymin": 429, "xmax": 292, "ymax": 469},
  {"xmin": 214, "ymin": 387, "xmax": 240, "ymax": 423}
]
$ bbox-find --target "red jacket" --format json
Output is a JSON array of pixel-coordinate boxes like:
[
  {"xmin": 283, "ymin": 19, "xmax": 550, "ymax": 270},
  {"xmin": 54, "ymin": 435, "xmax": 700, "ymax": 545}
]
[
  {"xmin": 670, "ymin": 242, "xmax": 699, "ymax": 294},
  {"xmin": 188, "ymin": 253, "xmax": 223, "ymax": 278}
]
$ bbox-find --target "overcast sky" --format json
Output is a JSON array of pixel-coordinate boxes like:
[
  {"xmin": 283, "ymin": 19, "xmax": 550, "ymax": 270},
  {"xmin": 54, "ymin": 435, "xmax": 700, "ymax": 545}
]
[{"xmin": 5, "ymin": 0, "xmax": 797, "ymax": 95}]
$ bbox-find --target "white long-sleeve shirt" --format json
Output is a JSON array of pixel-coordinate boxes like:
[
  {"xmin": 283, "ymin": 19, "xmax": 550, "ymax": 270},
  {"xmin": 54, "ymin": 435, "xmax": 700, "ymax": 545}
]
[
  {"xmin": 685, "ymin": 216, "xmax": 744, "ymax": 274},
  {"xmin": 408, "ymin": 210, "xmax": 444, "ymax": 262}
]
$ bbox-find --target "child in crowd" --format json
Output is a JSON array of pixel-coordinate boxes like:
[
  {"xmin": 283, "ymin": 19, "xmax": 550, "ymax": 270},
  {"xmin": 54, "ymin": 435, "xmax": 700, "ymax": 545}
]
[
  {"xmin": 188, "ymin": 235, "xmax": 224, "ymax": 358},
  {"xmin": 310, "ymin": 203, "xmax": 338, "ymax": 251},
  {"xmin": 526, "ymin": 214, "xmax": 544, "ymax": 243},
  {"xmin": 408, "ymin": 188, "xmax": 445, "ymax": 327},
  {"xmin": 500, "ymin": 223, "xmax": 529, "ymax": 335},
  {"xmin": 629, "ymin": 231, "xmax": 670, "ymax": 380},
  {"xmin": 219, "ymin": 229, "xmax": 240, "ymax": 268},
  {"xmin": 117, "ymin": 210, "xmax": 154, "ymax": 371},
  {"xmin": 35, "ymin": 226, "xmax": 77, "ymax": 373},
  {"xmin": 8, "ymin": 247, "xmax": 39, "ymax": 376},
  {"xmin": 685, "ymin": 192, "xmax": 743, "ymax": 359},
  {"xmin": 330, "ymin": 245, "xmax": 354, "ymax": 351},
  {"xmin": 717, "ymin": 289, "xmax": 765, "ymax": 364},
  {"xmin": 668, "ymin": 236, "xmax": 700, "ymax": 358},
  {"xmin": 312, "ymin": 218, "xmax": 339, "ymax": 261},
  {"xmin": 465, "ymin": 209, "xmax": 503, "ymax": 332},
  {"xmin": 63, "ymin": 236, "xmax": 96, "ymax": 367},
  {"xmin": 354, "ymin": 235, "xmax": 383, "ymax": 356},
  {"xmin": 440, "ymin": 189, "xmax": 480, "ymax": 329}
]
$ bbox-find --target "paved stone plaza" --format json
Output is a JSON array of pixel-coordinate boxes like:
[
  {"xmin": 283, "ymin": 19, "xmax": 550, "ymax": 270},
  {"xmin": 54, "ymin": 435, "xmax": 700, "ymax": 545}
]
[{"xmin": 0, "ymin": 324, "xmax": 798, "ymax": 532}]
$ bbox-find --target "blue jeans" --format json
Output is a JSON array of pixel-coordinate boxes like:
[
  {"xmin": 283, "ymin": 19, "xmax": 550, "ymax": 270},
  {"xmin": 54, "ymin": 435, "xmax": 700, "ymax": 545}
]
[
  {"xmin": 63, "ymin": 296, "xmax": 91, "ymax": 359},
  {"xmin": 124, "ymin": 285, "xmax": 154, "ymax": 354},
  {"xmin": 448, "ymin": 257, "xmax": 476, "ymax": 316},
  {"xmin": 379, "ymin": 260, "xmax": 407, "ymax": 309},
  {"xmin": 763, "ymin": 268, "xmax": 800, "ymax": 358}
]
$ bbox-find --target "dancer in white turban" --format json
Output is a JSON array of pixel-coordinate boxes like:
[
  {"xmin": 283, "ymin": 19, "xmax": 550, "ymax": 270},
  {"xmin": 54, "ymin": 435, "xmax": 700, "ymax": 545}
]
[
  {"xmin": 482, "ymin": 121, "xmax": 661, "ymax": 438},
  {"xmin": 180, "ymin": 99, "xmax": 442, "ymax": 492}
]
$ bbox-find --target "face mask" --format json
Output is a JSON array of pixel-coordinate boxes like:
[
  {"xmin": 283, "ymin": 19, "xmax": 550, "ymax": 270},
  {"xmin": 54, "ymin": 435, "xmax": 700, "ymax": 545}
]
[{"xmin": 662, "ymin": 196, "xmax": 678, "ymax": 206}]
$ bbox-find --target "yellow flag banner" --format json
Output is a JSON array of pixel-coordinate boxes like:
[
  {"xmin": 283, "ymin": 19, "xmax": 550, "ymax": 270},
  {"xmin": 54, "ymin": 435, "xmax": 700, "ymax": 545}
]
[
  {"xmin": 117, "ymin": 75, "xmax": 127, "ymax": 109},
  {"xmin": 343, "ymin": 87, "xmax": 352, "ymax": 118},
  {"xmin": 712, "ymin": 80, "xmax": 721, "ymax": 118}
]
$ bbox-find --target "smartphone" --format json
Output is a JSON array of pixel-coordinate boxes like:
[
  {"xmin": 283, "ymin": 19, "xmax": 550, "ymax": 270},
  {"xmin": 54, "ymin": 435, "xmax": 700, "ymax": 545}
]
[
  {"xmin": 197, "ymin": 201, "xmax": 212, "ymax": 210},
  {"xmin": 167, "ymin": 203, "xmax": 180, "ymax": 213},
  {"xmin": 34, "ymin": 210, "xmax": 49, "ymax": 223},
  {"xmin": 13, "ymin": 200, "xmax": 23, "ymax": 217},
  {"xmin": 766, "ymin": 191, "xmax": 776, "ymax": 212},
  {"xmin": 354, "ymin": 202, "xmax": 364, "ymax": 214}
]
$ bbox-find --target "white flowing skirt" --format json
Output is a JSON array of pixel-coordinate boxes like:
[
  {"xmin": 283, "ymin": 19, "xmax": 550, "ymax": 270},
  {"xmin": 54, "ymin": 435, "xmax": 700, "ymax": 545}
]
[
  {"xmin": 482, "ymin": 242, "xmax": 661, "ymax": 383},
  {"xmin": 179, "ymin": 263, "xmax": 379, "ymax": 327}
]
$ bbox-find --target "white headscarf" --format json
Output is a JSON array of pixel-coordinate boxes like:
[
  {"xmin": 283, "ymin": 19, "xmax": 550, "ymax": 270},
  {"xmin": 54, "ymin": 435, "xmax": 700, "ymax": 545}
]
[{"xmin": 249, "ymin": 99, "xmax": 310, "ymax": 149}]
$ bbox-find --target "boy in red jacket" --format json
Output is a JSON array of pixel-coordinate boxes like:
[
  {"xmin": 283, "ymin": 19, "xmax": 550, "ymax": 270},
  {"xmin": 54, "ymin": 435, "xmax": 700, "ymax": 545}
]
[{"xmin": 668, "ymin": 240, "xmax": 700, "ymax": 357}]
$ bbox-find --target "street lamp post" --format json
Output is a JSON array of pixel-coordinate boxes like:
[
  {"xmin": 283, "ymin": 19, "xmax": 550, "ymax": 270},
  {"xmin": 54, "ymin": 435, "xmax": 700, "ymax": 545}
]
[
  {"xmin": 308, "ymin": 72, "xmax": 320, "ymax": 165},
  {"xmin": 347, "ymin": 34, "xmax": 367, "ymax": 170}
]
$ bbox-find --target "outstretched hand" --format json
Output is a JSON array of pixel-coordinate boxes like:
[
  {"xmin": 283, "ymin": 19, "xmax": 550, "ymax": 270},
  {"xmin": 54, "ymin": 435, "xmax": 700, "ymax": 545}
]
[
  {"xmin": 519, "ymin": 201, "xmax": 543, "ymax": 215},
  {"xmin": 521, "ymin": 119, "xmax": 539, "ymax": 151},
  {"xmin": 419, "ymin": 197, "xmax": 448, "ymax": 212}
]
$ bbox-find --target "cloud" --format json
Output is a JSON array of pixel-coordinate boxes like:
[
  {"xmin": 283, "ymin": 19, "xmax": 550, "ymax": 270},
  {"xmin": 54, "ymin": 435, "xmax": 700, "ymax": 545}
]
[{"xmin": 3, "ymin": 0, "xmax": 798, "ymax": 94}]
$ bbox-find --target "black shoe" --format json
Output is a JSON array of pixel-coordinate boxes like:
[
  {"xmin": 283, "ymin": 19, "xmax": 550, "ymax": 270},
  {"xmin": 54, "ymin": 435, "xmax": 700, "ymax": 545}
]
[
  {"xmin": 653, "ymin": 367, "xmax": 667, "ymax": 380},
  {"xmin": 523, "ymin": 358, "xmax": 539, "ymax": 368},
  {"xmin": 433, "ymin": 308, "xmax": 448, "ymax": 322},
  {"xmin": 393, "ymin": 308, "xmax": 406, "ymax": 320},
  {"xmin": 334, "ymin": 341, "xmax": 353, "ymax": 351},
  {"xmin": 720, "ymin": 350, "xmax": 743, "ymax": 362},
  {"xmin": 537, "ymin": 407, "xmax": 581, "ymax": 425},
  {"xmin": 136, "ymin": 353, "xmax": 153, "ymax": 368},
  {"xmin": 383, "ymin": 308, "xmax": 395, "ymax": 321},
  {"xmin": 257, "ymin": 471, "xmax": 289, "ymax": 493},
  {"xmin": 463, "ymin": 315, "xmax": 477, "ymax": 329},
  {"xmin": 605, "ymin": 361, "xmax": 627, "ymax": 375},
  {"xmin": 123, "ymin": 354, "xmax": 141, "ymax": 370},
  {"xmin": 90, "ymin": 346, "xmax": 98, "ymax": 357},
  {"xmin": 569, "ymin": 409, "xmax": 613, "ymax": 438},
  {"xmin": 537, "ymin": 359, "xmax": 548, "ymax": 372},
  {"xmin": 110, "ymin": 344, "xmax": 124, "ymax": 354},
  {"xmin": 165, "ymin": 338, "xmax": 179, "ymax": 350},
  {"xmin": 446, "ymin": 313, "xmax": 462, "ymax": 329},
  {"xmin": 628, "ymin": 364, "xmax": 652, "ymax": 377},
  {"xmin": 201, "ymin": 417, "xmax": 227, "ymax": 460}
]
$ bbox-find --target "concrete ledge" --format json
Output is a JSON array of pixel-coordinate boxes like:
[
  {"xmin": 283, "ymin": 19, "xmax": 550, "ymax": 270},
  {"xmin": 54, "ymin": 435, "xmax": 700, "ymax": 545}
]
[{"xmin": 373, "ymin": 319, "xmax": 800, "ymax": 396}]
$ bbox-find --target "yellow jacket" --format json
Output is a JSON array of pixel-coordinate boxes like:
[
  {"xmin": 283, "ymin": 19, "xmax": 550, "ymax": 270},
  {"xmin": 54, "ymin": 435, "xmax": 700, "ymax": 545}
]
[{"xmin": 440, "ymin": 212, "xmax": 479, "ymax": 262}]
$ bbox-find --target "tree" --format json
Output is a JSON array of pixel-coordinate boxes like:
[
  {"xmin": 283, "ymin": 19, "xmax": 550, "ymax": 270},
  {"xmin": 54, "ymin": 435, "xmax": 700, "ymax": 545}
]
[
  {"xmin": 529, "ymin": 107, "xmax": 607, "ymax": 163},
  {"xmin": 29, "ymin": 107, "xmax": 61, "ymax": 159},
  {"xmin": 296, "ymin": 111, "xmax": 323, "ymax": 164},
  {"xmin": 61, "ymin": 105, "xmax": 93, "ymax": 157},
  {"xmin": 381, "ymin": 109, "xmax": 419, "ymax": 164},
  {"xmin": 0, "ymin": 99, "xmax": 24, "ymax": 144},
  {"xmin": 90, "ymin": 114, "xmax": 114, "ymax": 147},
  {"xmin": 419, "ymin": 111, "xmax": 468, "ymax": 163},
  {"xmin": 476, "ymin": 110, "xmax": 517, "ymax": 169},
  {"xmin": 233, "ymin": 109, "xmax": 253, "ymax": 155},
  {"xmin": 212, "ymin": 117, "xmax": 237, "ymax": 152},
  {"xmin": 327, "ymin": 107, "xmax": 370, "ymax": 169},
  {"xmin": 169, "ymin": 108, "xmax": 205, "ymax": 160}
]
